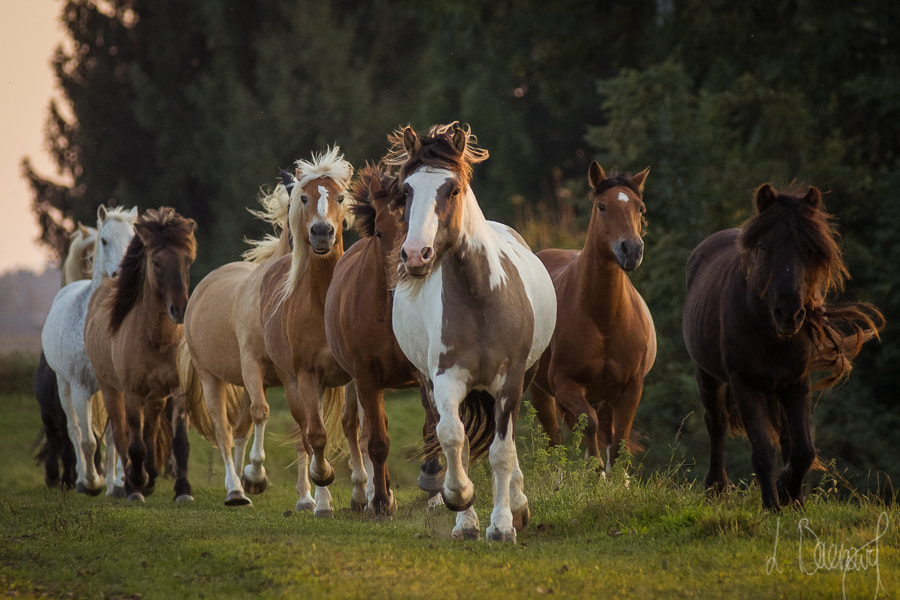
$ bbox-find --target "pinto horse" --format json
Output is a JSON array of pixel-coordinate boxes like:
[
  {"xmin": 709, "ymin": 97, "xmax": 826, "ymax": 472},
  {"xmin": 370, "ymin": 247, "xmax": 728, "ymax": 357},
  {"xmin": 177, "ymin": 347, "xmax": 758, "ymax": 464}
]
[
  {"xmin": 682, "ymin": 184, "xmax": 883, "ymax": 509},
  {"xmin": 259, "ymin": 147, "xmax": 355, "ymax": 517},
  {"xmin": 85, "ymin": 207, "xmax": 197, "ymax": 502},
  {"xmin": 388, "ymin": 123, "xmax": 557, "ymax": 542},
  {"xmin": 41, "ymin": 205, "xmax": 137, "ymax": 496},
  {"xmin": 530, "ymin": 162, "xmax": 656, "ymax": 471},
  {"xmin": 324, "ymin": 163, "xmax": 443, "ymax": 517}
]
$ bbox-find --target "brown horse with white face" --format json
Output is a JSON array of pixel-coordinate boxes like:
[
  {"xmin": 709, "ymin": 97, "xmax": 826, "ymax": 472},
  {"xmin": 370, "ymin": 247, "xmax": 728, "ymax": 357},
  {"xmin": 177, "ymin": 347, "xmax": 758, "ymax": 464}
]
[
  {"xmin": 530, "ymin": 162, "xmax": 656, "ymax": 471},
  {"xmin": 260, "ymin": 148, "xmax": 354, "ymax": 516},
  {"xmin": 85, "ymin": 207, "xmax": 197, "ymax": 502},
  {"xmin": 683, "ymin": 184, "xmax": 883, "ymax": 509}
]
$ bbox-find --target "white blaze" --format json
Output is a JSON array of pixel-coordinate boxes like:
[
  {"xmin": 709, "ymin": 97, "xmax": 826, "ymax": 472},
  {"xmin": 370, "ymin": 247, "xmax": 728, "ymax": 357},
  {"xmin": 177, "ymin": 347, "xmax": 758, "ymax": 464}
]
[
  {"xmin": 618, "ymin": 191, "xmax": 629, "ymax": 202},
  {"xmin": 318, "ymin": 186, "xmax": 329, "ymax": 217}
]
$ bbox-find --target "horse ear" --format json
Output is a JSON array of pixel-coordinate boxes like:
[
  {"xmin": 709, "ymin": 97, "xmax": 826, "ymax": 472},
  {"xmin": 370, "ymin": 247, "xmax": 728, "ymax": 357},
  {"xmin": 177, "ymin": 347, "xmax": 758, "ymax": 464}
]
[
  {"xmin": 588, "ymin": 161, "xmax": 606, "ymax": 189},
  {"xmin": 450, "ymin": 127, "xmax": 467, "ymax": 155},
  {"xmin": 403, "ymin": 126, "xmax": 421, "ymax": 156},
  {"xmin": 368, "ymin": 173, "xmax": 384, "ymax": 198},
  {"xmin": 281, "ymin": 169, "xmax": 295, "ymax": 192},
  {"xmin": 631, "ymin": 166, "xmax": 651, "ymax": 193},
  {"xmin": 77, "ymin": 222, "xmax": 89, "ymax": 237},
  {"xmin": 185, "ymin": 217, "xmax": 198, "ymax": 234},
  {"xmin": 128, "ymin": 206, "xmax": 138, "ymax": 218},
  {"xmin": 755, "ymin": 184, "xmax": 777, "ymax": 213},
  {"xmin": 804, "ymin": 186, "xmax": 821, "ymax": 208},
  {"xmin": 97, "ymin": 205, "xmax": 108, "ymax": 222}
]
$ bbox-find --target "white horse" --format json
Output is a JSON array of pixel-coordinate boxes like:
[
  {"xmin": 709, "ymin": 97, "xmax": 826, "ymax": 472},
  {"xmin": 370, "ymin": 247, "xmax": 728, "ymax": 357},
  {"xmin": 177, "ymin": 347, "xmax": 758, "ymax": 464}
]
[{"xmin": 41, "ymin": 205, "xmax": 138, "ymax": 496}]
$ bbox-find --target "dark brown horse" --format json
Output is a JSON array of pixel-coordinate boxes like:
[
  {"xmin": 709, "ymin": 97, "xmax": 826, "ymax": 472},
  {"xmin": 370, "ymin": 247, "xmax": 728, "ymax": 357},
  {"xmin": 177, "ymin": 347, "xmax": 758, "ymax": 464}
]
[
  {"xmin": 682, "ymin": 184, "xmax": 883, "ymax": 509},
  {"xmin": 85, "ymin": 207, "xmax": 197, "ymax": 502},
  {"xmin": 530, "ymin": 162, "xmax": 656, "ymax": 471},
  {"xmin": 324, "ymin": 163, "xmax": 443, "ymax": 517}
]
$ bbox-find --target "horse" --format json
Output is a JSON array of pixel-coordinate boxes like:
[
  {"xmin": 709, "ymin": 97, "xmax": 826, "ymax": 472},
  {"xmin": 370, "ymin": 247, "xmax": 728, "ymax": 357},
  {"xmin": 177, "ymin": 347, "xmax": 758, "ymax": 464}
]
[
  {"xmin": 387, "ymin": 123, "xmax": 557, "ymax": 542},
  {"xmin": 324, "ymin": 163, "xmax": 444, "ymax": 517},
  {"xmin": 182, "ymin": 148, "xmax": 352, "ymax": 512},
  {"xmin": 530, "ymin": 162, "xmax": 656, "ymax": 471},
  {"xmin": 41, "ymin": 205, "xmax": 138, "ymax": 496},
  {"xmin": 259, "ymin": 146, "xmax": 355, "ymax": 517},
  {"xmin": 84, "ymin": 207, "xmax": 197, "ymax": 502},
  {"xmin": 35, "ymin": 223, "xmax": 99, "ymax": 489},
  {"xmin": 682, "ymin": 184, "xmax": 884, "ymax": 510}
]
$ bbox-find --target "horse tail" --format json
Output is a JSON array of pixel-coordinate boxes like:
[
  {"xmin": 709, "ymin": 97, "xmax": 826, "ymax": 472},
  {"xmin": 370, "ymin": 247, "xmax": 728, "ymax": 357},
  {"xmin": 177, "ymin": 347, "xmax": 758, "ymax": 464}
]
[
  {"xmin": 809, "ymin": 301, "xmax": 885, "ymax": 390},
  {"xmin": 322, "ymin": 386, "xmax": 349, "ymax": 459},
  {"xmin": 176, "ymin": 338, "xmax": 244, "ymax": 447},
  {"xmin": 421, "ymin": 390, "xmax": 497, "ymax": 468},
  {"xmin": 90, "ymin": 392, "xmax": 106, "ymax": 440}
]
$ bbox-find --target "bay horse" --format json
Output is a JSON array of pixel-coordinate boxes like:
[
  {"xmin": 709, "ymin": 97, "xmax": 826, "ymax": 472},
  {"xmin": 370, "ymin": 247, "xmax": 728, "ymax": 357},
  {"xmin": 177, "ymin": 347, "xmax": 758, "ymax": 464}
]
[
  {"xmin": 180, "ymin": 177, "xmax": 293, "ymax": 506},
  {"xmin": 259, "ymin": 147, "xmax": 355, "ymax": 517},
  {"xmin": 388, "ymin": 123, "xmax": 557, "ymax": 542},
  {"xmin": 41, "ymin": 205, "xmax": 137, "ymax": 496},
  {"xmin": 530, "ymin": 162, "xmax": 656, "ymax": 471},
  {"xmin": 35, "ymin": 223, "xmax": 99, "ymax": 489},
  {"xmin": 682, "ymin": 184, "xmax": 884, "ymax": 509},
  {"xmin": 324, "ymin": 163, "xmax": 444, "ymax": 517},
  {"xmin": 84, "ymin": 207, "xmax": 197, "ymax": 502}
]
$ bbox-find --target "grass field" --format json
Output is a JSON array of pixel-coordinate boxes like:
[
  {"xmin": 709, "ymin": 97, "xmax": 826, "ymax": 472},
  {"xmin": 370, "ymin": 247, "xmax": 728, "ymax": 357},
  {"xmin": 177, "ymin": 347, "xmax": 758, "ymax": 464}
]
[{"xmin": 1, "ymin": 382, "xmax": 897, "ymax": 599}]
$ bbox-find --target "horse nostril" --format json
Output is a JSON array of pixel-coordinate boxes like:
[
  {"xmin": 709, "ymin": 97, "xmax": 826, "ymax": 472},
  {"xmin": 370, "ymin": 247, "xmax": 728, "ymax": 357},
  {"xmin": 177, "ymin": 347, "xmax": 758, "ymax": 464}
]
[
  {"xmin": 421, "ymin": 247, "xmax": 434, "ymax": 262},
  {"xmin": 400, "ymin": 249, "xmax": 408, "ymax": 263}
]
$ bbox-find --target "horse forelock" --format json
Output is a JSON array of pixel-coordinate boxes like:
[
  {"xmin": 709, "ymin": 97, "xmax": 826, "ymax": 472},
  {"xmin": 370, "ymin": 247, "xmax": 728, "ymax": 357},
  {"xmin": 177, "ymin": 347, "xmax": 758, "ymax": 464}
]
[
  {"xmin": 294, "ymin": 146, "xmax": 353, "ymax": 191},
  {"xmin": 386, "ymin": 122, "xmax": 488, "ymax": 187}
]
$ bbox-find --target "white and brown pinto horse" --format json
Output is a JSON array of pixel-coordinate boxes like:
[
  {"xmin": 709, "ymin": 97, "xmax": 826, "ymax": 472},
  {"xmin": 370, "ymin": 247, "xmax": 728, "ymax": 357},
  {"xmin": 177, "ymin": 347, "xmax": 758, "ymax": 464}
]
[
  {"xmin": 530, "ymin": 163, "xmax": 656, "ymax": 471},
  {"xmin": 389, "ymin": 124, "xmax": 556, "ymax": 542}
]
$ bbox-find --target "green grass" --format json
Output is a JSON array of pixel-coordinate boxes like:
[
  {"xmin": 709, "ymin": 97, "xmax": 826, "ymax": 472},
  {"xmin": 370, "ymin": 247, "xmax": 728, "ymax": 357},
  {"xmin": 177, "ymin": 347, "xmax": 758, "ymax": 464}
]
[{"xmin": 1, "ymin": 389, "xmax": 897, "ymax": 599}]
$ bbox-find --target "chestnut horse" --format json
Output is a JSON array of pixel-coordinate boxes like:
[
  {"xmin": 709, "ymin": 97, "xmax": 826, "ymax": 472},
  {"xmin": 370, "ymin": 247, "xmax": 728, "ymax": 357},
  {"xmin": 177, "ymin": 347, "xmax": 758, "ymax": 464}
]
[
  {"xmin": 530, "ymin": 162, "xmax": 656, "ymax": 471},
  {"xmin": 85, "ymin": 207, "xmax": 197, "ymax": 502},
  {"xmin": 259, "ymin": 147, "xmax": 355, "ymax": 517},
  {"xmin": 324, "ymin": 163, "xmax": 443, "ymax": 517},
  {"xmin": 682, "ymin": 184, "xmax": 883, "ymax": 509},
  {"xmin": 389, "ymin": 123, "xmax": 557, "ymax": 542}
]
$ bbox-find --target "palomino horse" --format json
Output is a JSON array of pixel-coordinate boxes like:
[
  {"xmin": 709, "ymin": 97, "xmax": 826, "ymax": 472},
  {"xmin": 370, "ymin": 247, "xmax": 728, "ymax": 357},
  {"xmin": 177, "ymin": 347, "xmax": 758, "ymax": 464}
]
[
  {"xmin": 41, "ymin": 205, "xmax": 137, "ymax": 496},
  {"xmin": 682, "ymin": 184, "xmax": 883, "ymax": 509},
  {"xmin": 85, "ymin": 207, "xmax": 197, "ymax": 502},
  {"xmin": 388, "ymin": 123, "xmax": 557, "ymax": 542},
  {"xmin": 180, "ymin": 177, "xmax": 291, "ymax": 506},
  {"xmin": 324, "ymin": 163, "xmax": 443, "ymax": 517},
  {"xmin": 260, "ymin": 147, "xmax": 355, "ymax": 517},
  {"xmin": 35, "ymin": 223, "xmax": 99, "ymax": 489},
  {"xmin": 530, "ymin": 162, "xmax": 656, "ymax": 470}
]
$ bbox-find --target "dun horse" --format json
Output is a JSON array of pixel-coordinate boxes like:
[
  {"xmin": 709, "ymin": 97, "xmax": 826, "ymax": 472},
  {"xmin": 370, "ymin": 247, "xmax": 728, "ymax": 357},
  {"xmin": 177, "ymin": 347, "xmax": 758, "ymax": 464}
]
[
  {"xmin": 324, "ymin": 163, "xmax": 443, "ymax": 517},
  {"xmin": 389, "ymin": 123, "xmax": 557, "ymax": 541},
  {"xmin": 682, "ymin": 184, "xmax": 883, "ymax": 509},
  {"xmin": 530, "ymin": 162, "xmax": 656, "ymax": 470},
  {"xmin": 85, "ymin": 207, "xmax": 197, "ymax": 502},
  {"xmin": 41, "ymin": 206, "xmax": 137, "ymax": 496}
]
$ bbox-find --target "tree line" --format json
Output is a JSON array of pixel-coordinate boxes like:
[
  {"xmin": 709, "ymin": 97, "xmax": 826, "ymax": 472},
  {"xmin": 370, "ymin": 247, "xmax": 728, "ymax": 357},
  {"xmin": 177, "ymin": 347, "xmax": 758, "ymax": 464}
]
[{"xmin": 23, "ymin": 0, "xmax": 900, "ymax": 495}]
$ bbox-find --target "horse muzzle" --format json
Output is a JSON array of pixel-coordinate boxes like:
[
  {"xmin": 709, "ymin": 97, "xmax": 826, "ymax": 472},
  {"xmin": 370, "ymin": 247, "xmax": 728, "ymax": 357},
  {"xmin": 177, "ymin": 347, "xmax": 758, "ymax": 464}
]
[
  {"xmin": 168, "ymin": 301, "xmax": 187, "ymax": 324},
  {"xmin": 772, "ymin": 305, "xmax": 806, "ymax": 337},
  {"xmin": 614, "ymin": 238, "xmax": 644, "ymax": 271},
  {"xmin": 309, "ymin": 223, "xmax": 336, "ymax": 255}
]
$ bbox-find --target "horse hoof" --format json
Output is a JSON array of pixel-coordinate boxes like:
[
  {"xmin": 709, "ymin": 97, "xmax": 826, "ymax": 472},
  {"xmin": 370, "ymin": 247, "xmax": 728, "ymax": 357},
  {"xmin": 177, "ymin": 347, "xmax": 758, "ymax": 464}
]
[
  {"xmin": 512, "ymin": 504, "xmax": 530, "ymax": 531},
  {"xmin": 241, "ymin": 475, "xmax": 268, "ymax": 495},
  {"xmin": 314, "ymin": 508, "xmax": 334, "ymax": 519},
  {"xmin": 76, "ymin": 482, "xmax": 103, "ymax": 497},
  {"xmin": 175, "ymin": 494, "xmax": 195, "ymax": 503},
  {"xmin": 451, "ymin": 527, "xmax": 480, "ymax": 541},
  {"xmin": 108, "ymin": 486, "xmax": 127, "ymax": 500},
  {"xmin": 417, "ymin": 470, "xmax": 444, "ymax": 493},
  {"xmin": 296, "ymin": 498, "xmax": 316, "ymax": 512},
  {"xmin": 427, "ymin": 491, "xmax": 444, "ymax": 511},
  {"xmin": 310, "ymin": 470, "xmax": 335, "ymax": 487},
  {"xmin": 486, "ymin": 527, "xmax": 516, "ymax": 543},
  {"xmin": 350, "ymin": 499, "xmax": 368, "ymax": 513},
  {"xmin": 224, "ymin": 491, "xmax": 252, "ymax": 507},
  {"xmin": 443, "ymin": 489, "xmax": 475, "ymax": 512},
  {"xmin": 127, "ymin": 492, "xmax": 146, "ymax": 503}
]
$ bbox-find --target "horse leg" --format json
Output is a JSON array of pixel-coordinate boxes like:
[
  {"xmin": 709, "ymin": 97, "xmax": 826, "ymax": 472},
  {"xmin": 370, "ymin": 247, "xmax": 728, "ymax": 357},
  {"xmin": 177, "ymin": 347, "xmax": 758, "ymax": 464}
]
[
  {"xmin": 59, "ymin": 377, "xmax": 104, "ymax": 495},
  {"xmin": 136, "ymin": 395, "xmax": 165, "ymax": 499},
  {"xmin": 486, "ymin": 380, "xmax": 526, "ymax": 543},
  {"xmin": 529, "ymin": 384, "xmax": 562, "ymax": 446},
  {"xmin": 417, "ymin": 386, "xmax": 444, "ymax": 501},
  {"xmin": 605, "ymin": 382, "xmax": 642, "ymax": 473},
  {"xmin": 356, "ymin": 379, "xmax": 395, "ymax": 518},
  {"xmin": 170, "ymin": 390, "xmax": 194, "ymax": 502},
  {"xmin": 552, "ymin": 377, "xmax": 603, "ymax": 464},
  {"xmin": 232, "ymin": 395, "xmax": 252, "ymax": 473},
  {"xmin": 432, "ymin": 373, "xmax": 475, "ymax": 514},
  {"xmin": 696, "ymin": 368, "xmax": 728, "ymax": 495},
  {"xmin": 199, "ymin": 372, "xmax": 250, "ymax": 506},
  {"xmin": 240, "ymin": 361, "xmax": 270, "ymax": 494},
  {"xmin": 104, "ymin": 425, "xmax": 126, "ymax": 498},
  {"xmin": 776, "ymin": 383, "xmax": 815, "ymax": 507},
  {"xmin": 342, "ymin": 381, "xmax": 369, "ymax": 513},
  {"xmin": 294, "ymin": 372, "xmax": 335, "ymax": 487},
  {"xmin": 731, "ymin": 378, "xmax": 779, "ymax": 510}
]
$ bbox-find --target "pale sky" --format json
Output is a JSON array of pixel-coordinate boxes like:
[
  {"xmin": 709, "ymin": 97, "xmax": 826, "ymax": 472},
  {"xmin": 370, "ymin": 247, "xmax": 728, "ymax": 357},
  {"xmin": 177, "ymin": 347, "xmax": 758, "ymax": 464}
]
[{"xmin": 0, "ymin": 1, "xmax": 65, "ymax": 275}]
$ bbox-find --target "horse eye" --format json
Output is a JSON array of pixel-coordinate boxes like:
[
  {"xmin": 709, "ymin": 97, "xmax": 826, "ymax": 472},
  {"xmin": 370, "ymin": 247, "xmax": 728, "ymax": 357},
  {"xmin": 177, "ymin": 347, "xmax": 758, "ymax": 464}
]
[
  {"xmin": 338, "ymin": 194, "xmax": 345, "ymax": 204},
  {"xmin": 597, "ymin": 203, "xmax": 606, "ymax": 212},
  {"xmin": 301, "ymin": 194, "xmax": 309, "ymax": 205},
  {"xmin": 375, "ymin": 230, "xmax": 382, "ymax": 239},
  {"xmin": 101, "ymin": 238, "xmax": 109, "ymax": 246}
]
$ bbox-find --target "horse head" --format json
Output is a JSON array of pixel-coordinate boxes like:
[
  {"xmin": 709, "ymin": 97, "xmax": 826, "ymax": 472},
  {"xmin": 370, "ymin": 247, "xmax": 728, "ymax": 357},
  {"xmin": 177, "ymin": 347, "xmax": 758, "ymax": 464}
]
[
  {"xmin": 393, "ymin": 123, "xmax": 488, "ymax": 278},
  {"xmin": 134, "ymin": 207, "xmax": 197, "ymax": 324},
  {"xmin": 587, "ymin": 162, "xmax": 649, "ymax": 272},
  {"xmin": 739, "ymin": 184, "xmax": 845, "ymax": 338},
  {"xmin": 93, "ymin": 205, "xmax": 138, "ymax": 281},
  {"xmin": 349, "ymin": 164, "xmax": 404, "ymax": 265}
]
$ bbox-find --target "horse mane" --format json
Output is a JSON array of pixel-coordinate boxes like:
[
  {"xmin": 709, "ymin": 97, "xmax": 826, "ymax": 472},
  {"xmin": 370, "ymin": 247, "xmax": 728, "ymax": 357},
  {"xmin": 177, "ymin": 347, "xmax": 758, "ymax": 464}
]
[
  {"xmin": 737, "ymin": 185, "xmax": 884, "ymax": 388},
  {"xmin": 243, "ymin": 182, "xmax": 291, "ymax": 263},
  {"xmin": 108, "ymin": 207, "xmax": 197, "ymax": 334},
  {"xmin": 385, "ymin": 122, "xmax": 489, "ymax": 186},
  {"xmin": 347, "ymin": 162, "xmax": 400, "ymax": 239}
]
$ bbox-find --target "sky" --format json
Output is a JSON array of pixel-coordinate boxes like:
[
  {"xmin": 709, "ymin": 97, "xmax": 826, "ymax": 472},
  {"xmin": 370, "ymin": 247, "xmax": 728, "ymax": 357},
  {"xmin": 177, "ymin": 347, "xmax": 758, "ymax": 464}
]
[{"xmin": 0, "ymin": 2, "xmax": 65, "ymax": 275}]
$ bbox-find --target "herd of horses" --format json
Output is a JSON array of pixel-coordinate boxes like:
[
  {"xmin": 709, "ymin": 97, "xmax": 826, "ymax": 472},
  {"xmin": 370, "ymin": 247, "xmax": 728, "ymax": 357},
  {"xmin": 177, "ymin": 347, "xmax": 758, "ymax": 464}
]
[{"xmin": 34, "ymin": 122, "xmax": 884, "ymax": 541}]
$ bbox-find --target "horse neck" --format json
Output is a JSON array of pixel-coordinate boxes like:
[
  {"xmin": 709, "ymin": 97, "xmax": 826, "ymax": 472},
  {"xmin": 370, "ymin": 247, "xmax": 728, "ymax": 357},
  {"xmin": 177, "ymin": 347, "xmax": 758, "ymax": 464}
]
[
  {"xmin": 576, "ymin": 227, "xmax": 630, "ymax": 317},
  {"xmin": 136, "ymin": 275, "xmax": 181, "ymax": 345}
]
